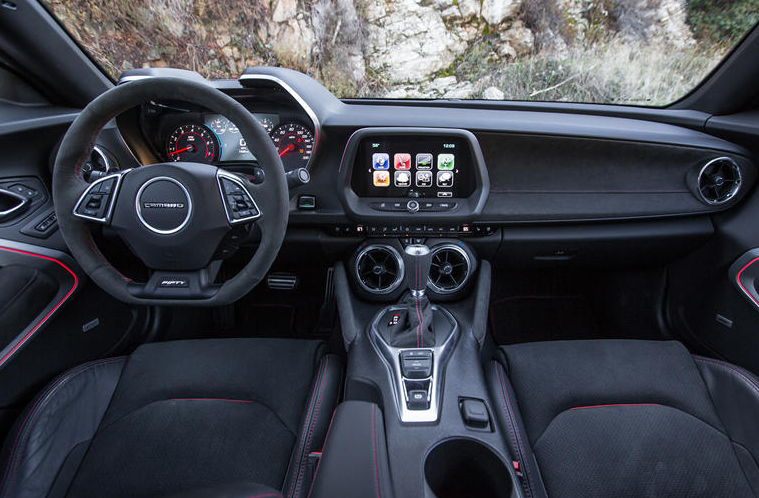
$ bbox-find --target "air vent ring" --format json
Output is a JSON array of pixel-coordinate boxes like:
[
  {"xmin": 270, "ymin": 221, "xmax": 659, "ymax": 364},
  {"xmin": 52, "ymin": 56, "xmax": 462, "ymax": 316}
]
[
  {"xmin": 355, "ymin": 244, "xmax": 405, "ymax": 295},
  {"xmin": 697, "ymin": 157, "xmax": 741, "ymax": 205},
  {"xmin": 428, "ymin": 244, "xmax": 472, "ymax": 294}
]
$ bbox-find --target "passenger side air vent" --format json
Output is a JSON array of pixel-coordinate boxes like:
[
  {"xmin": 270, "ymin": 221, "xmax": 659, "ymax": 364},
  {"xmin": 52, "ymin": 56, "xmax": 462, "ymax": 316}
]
[
  {"xmin": 698, "ymin": 157, "xmax": 741, "ymax": 205},
  {"xmin": 428, "ymin": 244, "xmax": 471, "ymax": 294},
  {"xmin": 355, "ymin": 245, "xmax": 404, "ymax": 294}
]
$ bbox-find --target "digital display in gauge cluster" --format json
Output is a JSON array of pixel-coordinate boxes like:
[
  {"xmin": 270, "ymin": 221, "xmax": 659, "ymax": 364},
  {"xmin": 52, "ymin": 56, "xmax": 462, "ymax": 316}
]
[{"xmin": 205, "ymin": 113, "xmax": 279, "ymax": 162}]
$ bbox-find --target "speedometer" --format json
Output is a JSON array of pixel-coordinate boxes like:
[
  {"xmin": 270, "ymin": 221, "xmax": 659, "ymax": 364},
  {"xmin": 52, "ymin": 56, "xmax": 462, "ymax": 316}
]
[
  {"xmin": 271, "ymin": 123, "xmax": 314, "ymax": 170},
  {"xmin": 166, "ymin": 124, "xmax": 218, "ymax": 164}
]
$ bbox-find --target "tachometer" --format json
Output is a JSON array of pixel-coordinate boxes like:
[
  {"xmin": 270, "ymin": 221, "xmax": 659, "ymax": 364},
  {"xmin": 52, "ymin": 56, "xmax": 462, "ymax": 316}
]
[
  {"xmin": 270, "ymin": 123, "xmax": 314, "ymax": 170},
  {"xmin": 166, "ymin": 124, "xmax": 218, "ymax": 164}
]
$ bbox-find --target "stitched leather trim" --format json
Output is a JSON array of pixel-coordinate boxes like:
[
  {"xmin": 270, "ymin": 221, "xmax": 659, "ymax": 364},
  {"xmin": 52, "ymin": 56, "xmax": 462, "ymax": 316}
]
[
  {"xmin": 492, "ymin": 361, "xmax": 535, "ymax": 498},
  {"xmin": 694, "ymin": 356, "xmax": 759, "ymax": 397},
  {"xmin": 372, "ymin": 404, "xmax": 381, "ymax": 498},
  {"xmin": 0, "ymin": 357, "xmax": 126, "ymax": 497},
  {"xmin": 288, "ymin": 356, "xmax": 329, "ymax": 498}
]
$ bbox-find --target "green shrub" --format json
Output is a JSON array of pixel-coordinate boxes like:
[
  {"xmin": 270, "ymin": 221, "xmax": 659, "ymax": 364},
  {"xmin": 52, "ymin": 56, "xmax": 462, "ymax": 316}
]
[{"xmin": 686, "ymin": 0, "xmax": 759, "ymax": 43}]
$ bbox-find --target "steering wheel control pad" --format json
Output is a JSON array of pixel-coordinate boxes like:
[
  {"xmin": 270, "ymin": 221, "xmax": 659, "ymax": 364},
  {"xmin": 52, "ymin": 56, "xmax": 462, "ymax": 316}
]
[
  {"xmin": 73, "ymin": 173, "xmax": 124, "ymax": 223},
  {"xmin": 107, "ymin": 162, "xmax": 232, "ymax": 271}
]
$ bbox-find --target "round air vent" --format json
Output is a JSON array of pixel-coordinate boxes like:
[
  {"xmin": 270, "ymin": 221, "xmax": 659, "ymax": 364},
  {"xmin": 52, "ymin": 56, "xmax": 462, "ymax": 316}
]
[
  {"xmin": 355, "ymin": 245, "xmax": 404, "ymax": 294},
  {"xmin": 428, "ymin": 244, "xmax": 472, "ymax": 294},
  {"xmin": 698, "ymin": 157, "xmax": 741, "ymax": 205}
]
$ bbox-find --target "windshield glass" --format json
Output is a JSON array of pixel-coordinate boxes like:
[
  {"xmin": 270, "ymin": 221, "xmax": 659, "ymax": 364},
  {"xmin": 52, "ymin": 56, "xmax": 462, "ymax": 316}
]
[{"xmin": 42, "ymin": 0, "xmax": 758, "ymax": 105}]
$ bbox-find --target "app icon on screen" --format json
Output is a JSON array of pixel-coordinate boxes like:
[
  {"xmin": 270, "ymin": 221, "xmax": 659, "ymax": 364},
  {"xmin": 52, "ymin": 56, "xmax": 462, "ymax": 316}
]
[
  {"xmin": 372, "ymin": 153, "xmax": 390, "ymax": 170},
  {"xmin": 373, "ymin": 170, "xmax": 390, "ymax": 187},
  {"xmin": 416, "ymin": 171, "xmax": 433, "ymax": 187},
  {"xmin": 437, "ymin": 154, "xmax": 455, "ymax": 170},
  {"xmin": 394, "ymin": 153, "xmax": 411, "ymax": 170},
  {"xmin": 437, "ymin": 170, "xmax": 454, "ymax": 187},
  {"xmin": 394, "ymin": 171, "xmax": 411, "ymax": 187},
  {"xmin": 416, "ymin": 153, "xmax": 433, "ymax": 169}
]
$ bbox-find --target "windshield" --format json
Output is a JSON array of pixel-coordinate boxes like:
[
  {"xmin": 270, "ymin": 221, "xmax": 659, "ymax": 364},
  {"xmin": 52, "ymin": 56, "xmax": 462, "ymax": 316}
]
[{"xmin": 42, "ymin": 0, "xmax": 758, "ymax": 105}]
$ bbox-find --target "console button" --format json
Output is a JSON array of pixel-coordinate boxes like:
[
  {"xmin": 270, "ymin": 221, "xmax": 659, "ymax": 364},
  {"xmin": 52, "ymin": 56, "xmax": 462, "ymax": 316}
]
[
  {"xmin": 406, "ymin": 200, "xmax": 419, "ymax": 213},
  {"xmin": 460, "ymin": 399, "xmax": 490, "ymax": 429},
  {"xmin": 401, "ymin": 350, "xmax": 433, "ymax": 379},
  {"xmin": 407, "ymin": 390, "xmax": 429, "ymax": 410}
]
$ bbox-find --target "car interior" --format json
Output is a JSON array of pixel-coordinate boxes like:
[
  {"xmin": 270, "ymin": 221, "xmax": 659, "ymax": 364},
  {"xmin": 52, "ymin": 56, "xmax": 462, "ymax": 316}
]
[{"xmin": 1, "ymin": 1, "xmax": 759, "ymax": 497}]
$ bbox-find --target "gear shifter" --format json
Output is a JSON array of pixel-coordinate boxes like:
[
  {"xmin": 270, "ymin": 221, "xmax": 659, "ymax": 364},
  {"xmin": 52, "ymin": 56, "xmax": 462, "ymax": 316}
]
[
  {"xmin": 403, "ymin": 244, "xmax": 433, "ymax": 298},
  {"xmin": 382, "ymin": 244, "xmax": 436, "ymax": 348}
]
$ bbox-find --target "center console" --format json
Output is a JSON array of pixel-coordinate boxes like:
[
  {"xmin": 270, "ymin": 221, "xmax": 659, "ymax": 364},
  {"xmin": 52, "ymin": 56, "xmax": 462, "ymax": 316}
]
[{"xmin": 309, "ymin": 128, "xmax": 521, "ymax": 497}]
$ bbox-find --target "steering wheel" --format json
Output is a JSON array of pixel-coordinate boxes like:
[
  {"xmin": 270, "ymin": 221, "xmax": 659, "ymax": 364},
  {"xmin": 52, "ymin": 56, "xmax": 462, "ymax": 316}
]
[{"xmin": 52, "ymin": 77, "xmax": 289, "ymax": 306}]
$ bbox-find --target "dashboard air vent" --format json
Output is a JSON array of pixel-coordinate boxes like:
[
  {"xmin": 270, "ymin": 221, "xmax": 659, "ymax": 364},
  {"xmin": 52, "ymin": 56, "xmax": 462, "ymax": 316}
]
[
  {"xmin": 355, "ymin": 245, "xmax": 404, "ymax": 294},
  {"xmin": 428, "ymin": 244, "xmax": 471, "ymax": 294},
  {"xmin": 698, "ymin": 157, "xmax": 741, "ymax": 205}
]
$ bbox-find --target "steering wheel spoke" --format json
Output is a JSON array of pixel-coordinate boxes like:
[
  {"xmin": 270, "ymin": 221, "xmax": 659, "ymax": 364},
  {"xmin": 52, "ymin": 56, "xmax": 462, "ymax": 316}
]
[
  {"xmin": 127, "ymin": 266, "xmax": 221, "ymax": 300},
  {"xmin": 72, "ymin": 170, "xmax": 128, "ymax": 224},
  {"xmin": 217, "ymin": 170, "xmax": 261, "ymax": 225}
]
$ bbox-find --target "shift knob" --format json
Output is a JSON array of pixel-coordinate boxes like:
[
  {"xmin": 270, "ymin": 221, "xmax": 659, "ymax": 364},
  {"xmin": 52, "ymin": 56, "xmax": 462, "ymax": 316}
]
[{"xmin": 403, "ymin": 244, "xmax": 432, "ymax": 297}]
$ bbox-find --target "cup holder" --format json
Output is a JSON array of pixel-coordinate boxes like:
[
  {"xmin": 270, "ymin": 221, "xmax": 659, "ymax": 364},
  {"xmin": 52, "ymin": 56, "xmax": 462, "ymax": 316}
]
[{"xmin": 425, "ymin": 438, "xmax": 515, "ymax": 498}]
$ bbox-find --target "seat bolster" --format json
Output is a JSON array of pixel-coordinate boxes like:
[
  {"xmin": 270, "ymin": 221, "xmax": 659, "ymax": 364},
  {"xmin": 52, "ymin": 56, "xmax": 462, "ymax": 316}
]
[
  {"xmin": 0, "ymin": 357, "xmax": 126, "ymax": 498},
  {"xmin": 284, "ymin": 353, "xmax": 344, "ymax": 498},
  {"xmin": 487, "ymin": 361, "xmax": 549, "ymax": 498},
  {"xmin": 695, "ymin": 356, "xmax": 759, "ymax": 485}
]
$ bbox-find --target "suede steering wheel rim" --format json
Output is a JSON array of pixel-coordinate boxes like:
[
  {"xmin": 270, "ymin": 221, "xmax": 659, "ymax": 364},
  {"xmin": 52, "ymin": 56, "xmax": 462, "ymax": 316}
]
[{"xmin": 53, "ymin": 77, "xmax": 289, "ymax": 306}]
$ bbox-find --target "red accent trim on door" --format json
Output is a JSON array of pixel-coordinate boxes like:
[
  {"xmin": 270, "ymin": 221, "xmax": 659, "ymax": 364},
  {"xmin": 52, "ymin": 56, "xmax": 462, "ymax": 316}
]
[
  {"xmin": 736, "ymin": 256, "xmax": 759, "ymax": 307},
  {"xmin": 0, "ymin": 246, "xmax": 78, "ymax": 366}
]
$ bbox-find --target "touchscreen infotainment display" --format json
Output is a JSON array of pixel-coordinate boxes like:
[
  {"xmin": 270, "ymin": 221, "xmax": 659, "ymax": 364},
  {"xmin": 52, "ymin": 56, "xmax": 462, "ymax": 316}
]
[{"xmin": 351, "ymin": 136, "xmax": 475, "ymax": 198}]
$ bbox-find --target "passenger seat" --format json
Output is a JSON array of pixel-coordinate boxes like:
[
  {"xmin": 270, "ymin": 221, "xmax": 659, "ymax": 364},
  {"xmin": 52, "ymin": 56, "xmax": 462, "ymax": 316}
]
[{"xmin": 488, "ymin": 340, "xmax": 759, "ymax": 498}]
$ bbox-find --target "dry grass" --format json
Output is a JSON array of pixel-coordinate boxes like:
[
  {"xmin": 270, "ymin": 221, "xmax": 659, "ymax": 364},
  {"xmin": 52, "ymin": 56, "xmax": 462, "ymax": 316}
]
[{"xmin": 470, "ymin": 38, "xmax": 726, "ymax": 105}]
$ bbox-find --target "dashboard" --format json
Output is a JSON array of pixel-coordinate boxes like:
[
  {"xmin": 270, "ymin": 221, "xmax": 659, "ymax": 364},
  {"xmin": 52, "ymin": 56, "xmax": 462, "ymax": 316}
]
[{"xmin": 90, "ymin": 67, "xmax": 756, "ymax": 267}]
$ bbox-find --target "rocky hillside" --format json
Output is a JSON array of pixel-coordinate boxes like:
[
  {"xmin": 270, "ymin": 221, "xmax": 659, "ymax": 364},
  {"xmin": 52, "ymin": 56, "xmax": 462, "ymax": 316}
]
[{"xmin": 46, "ymin": 0, "xmax": 757, "ymax": 104}]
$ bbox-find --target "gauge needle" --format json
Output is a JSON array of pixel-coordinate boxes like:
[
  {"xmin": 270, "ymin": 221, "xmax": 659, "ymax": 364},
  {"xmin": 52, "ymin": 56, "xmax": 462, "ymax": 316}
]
[
  {"xmin": 279, "ymin": 144, "xmax": 295, "ymax": 157},
  {"xmin": 169, "ymin": 146, "xmax": 193, "ymax": 156}
]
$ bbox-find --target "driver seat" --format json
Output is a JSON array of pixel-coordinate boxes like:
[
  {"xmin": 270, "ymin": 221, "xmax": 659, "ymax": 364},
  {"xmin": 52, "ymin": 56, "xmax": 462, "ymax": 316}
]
[{"xmin": 0, "ymin": 338, "xmax": 342, "ymax": 498}]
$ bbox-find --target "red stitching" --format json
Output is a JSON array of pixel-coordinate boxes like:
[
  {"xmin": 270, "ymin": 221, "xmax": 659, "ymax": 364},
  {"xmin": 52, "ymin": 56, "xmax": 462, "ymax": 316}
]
[
  {"xmin": 0, "ymin": 357, "xmax": 125, "ymax": 496},
  {"xmin": 694, "ymin": 356, "xmax": 759, "ymax": 397},
  {"xmin": 570, "ymin": 403, "xmax": 661, "ymax": 411},
  {"xmin": 291, "ymin": 356, "xmax": 328, "ymax": 498},
  {"xmin": 494, "ymin": 362, "xmax": 534, "ymax": 498},
  {"xmin": 305, "ymin": 409, "xmax": 337, "ymax": 498},
  {"xmin": 372, "ymin": 404, "xmax": 381, "ymax": 498}
]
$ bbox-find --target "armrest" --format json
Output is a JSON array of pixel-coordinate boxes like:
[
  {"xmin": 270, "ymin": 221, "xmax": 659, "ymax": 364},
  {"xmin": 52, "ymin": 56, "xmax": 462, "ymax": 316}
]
[{"xmin": 309, "ymin": 401, "xmax": 394, "ymax": 498}]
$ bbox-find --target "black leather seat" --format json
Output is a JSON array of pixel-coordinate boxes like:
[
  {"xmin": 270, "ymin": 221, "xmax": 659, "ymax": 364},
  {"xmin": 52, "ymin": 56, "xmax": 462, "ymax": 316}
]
[
  {"xmin": 0, "ymin": 338, "xmax": 342, "ymax": 498},
  {"xmin": 488, "ymin": 340, "xmax": 759, "ymax": 498}
]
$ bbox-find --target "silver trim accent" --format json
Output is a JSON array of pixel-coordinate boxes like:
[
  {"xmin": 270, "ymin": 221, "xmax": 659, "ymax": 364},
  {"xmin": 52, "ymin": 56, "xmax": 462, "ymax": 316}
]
[
  {"xmin": 427, "ymin": 244, "xmax": 472, "ymax": 294},
  {"xmin": 135, "ymin": 176, "xmax": 193, "ymax": 234},
  {"xmin": 355, "ymin": 244, "xmax": 405, "ymax": 295},
  {"xmin": 238, "ymin": 74, "xmax": 320, "ymax": 170},
  {"xmin": 216, "ymin": 170, "xmax": 262, "ymax": 224},
  {"xmin": 72, "ymin": 171, "xmax": 128, "ymax": 224},
  {"xmin": 92, "ymin": 146, "xmax": 114, "ymax": 173},
  {"xmin": 0, "ymin": 189, "xmax": 28, "ymax": 219},
  {"xmin": 697, "ymin": 156, "xmax": 742, "ymax": 205},
  {"xmin": 369, "ymin": 305, "xmax": 459, "ymax": 423}
]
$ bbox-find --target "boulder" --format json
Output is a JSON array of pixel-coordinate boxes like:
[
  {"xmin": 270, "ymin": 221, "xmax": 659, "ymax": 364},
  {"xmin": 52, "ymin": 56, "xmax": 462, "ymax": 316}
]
[{"xmin": 481, "ymin": 0, "xmax": 519, "ymax": 25}]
